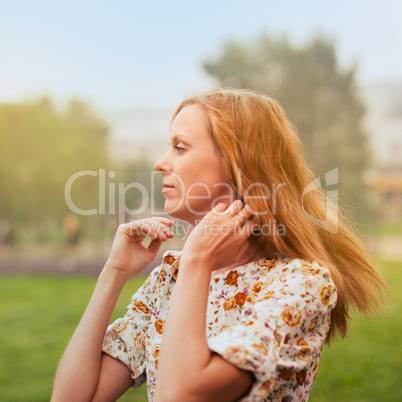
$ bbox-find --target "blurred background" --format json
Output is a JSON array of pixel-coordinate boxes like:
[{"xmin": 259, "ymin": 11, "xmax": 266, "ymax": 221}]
[{"xmin": 0, "ymin": 1, "xmax": 401, "ymax": 401}]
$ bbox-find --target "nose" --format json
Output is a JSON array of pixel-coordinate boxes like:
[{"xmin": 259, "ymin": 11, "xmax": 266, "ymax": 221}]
[{"xmin": 154, "ymin": 152, "xmax": 172, "ymax": 174}]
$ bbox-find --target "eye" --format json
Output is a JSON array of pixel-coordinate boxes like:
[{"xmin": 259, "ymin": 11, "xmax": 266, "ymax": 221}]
[{"xmin": 173, "ymin": 146, "xmax": 185, "ymax": 155}]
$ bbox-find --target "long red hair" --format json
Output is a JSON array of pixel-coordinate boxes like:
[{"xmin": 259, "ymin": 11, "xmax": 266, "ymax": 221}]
[{"xmin": 173, "ymin": 88, "xmax": 386, "ymax": 341}]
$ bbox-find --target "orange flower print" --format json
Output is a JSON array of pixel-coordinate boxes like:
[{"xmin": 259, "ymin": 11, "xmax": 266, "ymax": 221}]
[
  {"xmin": 301, "ymin": 264, "xmax": 322, "ymax": 277},
  {"xmin": 251, "ymin": 342, "xmax": 269, "ymax": 356},
  {"xmin": 111, "ymin": 320, "xmax": 127, "ymax": 335},
  {"xmin": 234, "ymin": 292, "xmax": 247, "ymax": 307},
  {"xmin": 308, "ymin": 320, "xmax": 318, "ymax": 332},
  {"xmin": 246, "ymin": 294, "xmax": 256, "ymax": 304},
  {"xmin": 152, "ymin": 343, "xmax": 160, "ymax": 359},
  {"xmin": 226, "ymin": 270, "xmax": 239, "ymax": 286},
  {"xmin": 159, "ymin": 269, "xmax": 167, "ymax": 282},
  {"xmin": 155, "ymin": 358, "xmax": 159, "ymax": 370},
  {"xmin": 142, "ymin": 273, "xmax": 153, "ymax": 288},
  {"xmin": 296, "ymin": 338, "xmax": 309, "ymax": 346},
  {"xmin": 223, "ymin": 297, "xmax": 236, "ymax": 311},
  {"xmin": 312, "ymin": 371, "xmax": 317, "ymax": 385},
  {"xmin": 131, "ymin": 330, "xmax": 145, "ymax": 351},
  {"xmin": 164, "ymin": 254, "xmax": 175, "ymax": 265},
  {"xmin": 247, "ymin": 280, "xmax": 273, "ymax": 303},
  {"xmin": 256, "ymin": 257, "xmax": 278, "ymax": 269},
  {"xmin": 320, "ymin": 285, "xmax": 335, "ymax": 306},
  {"xmin": 296, "ymin": 369, "xmax": 307, "ymax": 386},
  {"xmin": 224, "ymin": 345, "xmax": 248, "ymax": 365},
  {"xmin": 297, "ymin": 347, "xmax": 311, "ymax": 361},
  {"xmin": 261, "ymin": 277, "xmax": 274, "ymax": 289},
  {"xmin": 273, "ymin": 328, "xmax": 285, "ymax": 345},
  {"xmin": 256, "ymin": 258, "xmax": 271, "ymax": 267},
  {"xmin": 280, "ymin": 368, "xmax": 294, "ymax": 380},
  {"xmin": 251, "ymin": 282, "xmax": 263, "ymax": 293},
  {"xmin": 259, "ymin": 377, "xmax": 275, "ymax": 392},
  {"xmin": 172, "ymin": 259, "xmax": 180, "ymax": 280},
  {"xmin": 259, "ymin": 291, "xmax": 274, "ymax": 302},
  {"xmin": 132, "ymin": 300, "xmax": 152, "ymax": 315},
  {"xmin": 281, "ymin": 306, "xmax": 302, "ymax": 327},
  {"xmin": 155, "ymin": 318, "xmax": 165, "ymax": 335},
  {"xmin": 278, "ymin": 274, "xmax": 287, "ymax": 283}
]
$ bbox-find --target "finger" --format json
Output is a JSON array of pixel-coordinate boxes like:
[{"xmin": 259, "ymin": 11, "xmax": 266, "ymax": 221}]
[
  {"xmin": 147, "ymin": 236, "xmax": 163, "ymax": 255},
  {"xmin": 155, "ymin": 229, "xmax": 174, "ymax": 241},
  {"xmin": 131, "ymin": 221, "xmax": 155, "ymax": 238},
  {"xmin": 134, "ymin": 219, "xmax": 174, "ymax": 240},
  {"xmin": 119, "ymin": 221, "xmax": 143, "ymax": 236},
  {"xmin": 224, "ymin": 200, "xmax": 244, "ymax": 216},
  {"xmin": 237, "ymin": 204, "xmax": 253, "ymax": 222},
  {"xmin": 152, "ymin": 217, "xmax": 175, "ymax": 227},
  {"xmin": 122, "ymin": 220, "xmax": 158, "ymax": 240},
  {"xmin": 210, "ymin": 202, "xmax": 229, "ymax": 215},
  {"xmin": 150, "ymin": 221, "xmax": 174, "ymax": 241},
  {"xmin": 151, "ymin": 219, "xmax": 175, "ymax": 239},
  {"xmin": 140, "ymin": 219, "xmax": 174, "ymax": 240}
]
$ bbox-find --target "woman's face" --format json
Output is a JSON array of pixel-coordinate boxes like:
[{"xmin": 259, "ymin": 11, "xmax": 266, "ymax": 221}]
[{"xmin": 154, "ymin": 104, "xmax": 235, "ymax": 225}]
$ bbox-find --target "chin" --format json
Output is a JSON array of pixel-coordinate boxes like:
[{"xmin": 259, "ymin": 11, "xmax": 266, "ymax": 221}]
[
  {"xmin": 166, "ymin": 203, "xmax": 211, "ymax": 226},
  {"xmin": 164, "ymin": 201, "xmax": 186, "ymax": 220}
]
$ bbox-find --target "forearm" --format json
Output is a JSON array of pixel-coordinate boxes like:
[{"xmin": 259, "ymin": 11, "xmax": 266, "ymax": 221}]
[
  {"xmin": 156, "ymin": 255, "xmax": 213, "ymax": 399},
  {"xmin": 52, "ymin": 265, "xmax": 128, "ymax": 402}
]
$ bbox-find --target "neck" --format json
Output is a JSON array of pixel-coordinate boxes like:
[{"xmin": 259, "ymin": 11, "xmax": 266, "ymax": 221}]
[{"xmin": 211, "ymin": 241, "xmax": 274, "ymax": 277}]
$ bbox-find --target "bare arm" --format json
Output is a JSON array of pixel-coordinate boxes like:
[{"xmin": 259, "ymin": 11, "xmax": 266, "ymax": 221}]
[
  {"xmin": 156, "ymin": 257, "xmax": 254, "ymax": 402},
  {"xmin": 156, "ymin": 201, "xmax": 255, "ymax": 401},
  {"xmin": 51, "ymin": 218, "xmax": 174, "ymax": 402},
  {"xmin": 51, "ymin": 266, "xmax": 131, "ymax": 401}
]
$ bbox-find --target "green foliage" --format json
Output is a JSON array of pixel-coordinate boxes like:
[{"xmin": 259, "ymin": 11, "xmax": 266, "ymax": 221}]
[
  {"xmin": 203, "ymin": 34, "xmax": 371, "ymax": 224},
  {"xmin": 0, "ymin": 97, "xmax": 110, "ymax": 226},
  {"xmin": 0, "ymin": 259, "xmax": 400, "ymax": 401}
]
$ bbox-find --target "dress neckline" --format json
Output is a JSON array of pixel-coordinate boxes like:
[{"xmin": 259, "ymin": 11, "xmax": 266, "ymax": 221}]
[{"xmin": 210, "ymin": 253, "xmax": 282, "ymax": 280}]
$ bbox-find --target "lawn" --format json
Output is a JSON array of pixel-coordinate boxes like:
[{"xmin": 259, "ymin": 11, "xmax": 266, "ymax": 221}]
[{"xmin": 0, "ymin": 259, "xmax": 400, "ymax": 401}]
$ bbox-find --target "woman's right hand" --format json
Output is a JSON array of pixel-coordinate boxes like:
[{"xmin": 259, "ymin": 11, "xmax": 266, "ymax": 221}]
[{"xmin": 105, "ymin": 217, "xmax": 175, "ymax": 280}]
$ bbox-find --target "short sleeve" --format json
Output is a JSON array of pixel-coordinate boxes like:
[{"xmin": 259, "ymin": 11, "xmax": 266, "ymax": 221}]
[
  {"xmin": 207, "ymin": 259, "xmax": 337, "ymax": 401},
  {"xmin": 102, "ymin": 267, "xmax": 160, "ymax": 388}
]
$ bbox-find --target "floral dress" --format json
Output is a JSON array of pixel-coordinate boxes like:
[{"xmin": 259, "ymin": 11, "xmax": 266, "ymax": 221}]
[{"xmin": 102, "ymin": 250, "xmax": 337, "ymax": 401}]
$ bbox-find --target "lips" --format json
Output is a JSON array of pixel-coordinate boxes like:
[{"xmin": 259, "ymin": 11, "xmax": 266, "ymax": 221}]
[{"xmin": 162, "ymin": 182, "xmax": 175, "ymax": 193}]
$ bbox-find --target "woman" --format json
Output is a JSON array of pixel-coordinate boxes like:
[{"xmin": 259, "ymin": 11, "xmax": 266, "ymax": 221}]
[{"xmin": 52, "ymin": 88, "xmax": 386, "ymax": 401}]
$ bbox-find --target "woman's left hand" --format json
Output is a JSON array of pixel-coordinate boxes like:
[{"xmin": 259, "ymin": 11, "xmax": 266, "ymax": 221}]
[{"xmin": 181, "ymin": 200, "xmax": 255, "ymax": 271}]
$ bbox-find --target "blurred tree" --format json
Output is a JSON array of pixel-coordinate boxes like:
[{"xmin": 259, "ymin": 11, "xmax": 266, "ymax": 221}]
[
  {"xmin": 0, "ymin": 97, "xmax": 110, "ymax": 237},
  {"xmin": 203, "ymin": 34, "xmax": 371, "ymax": 225}
]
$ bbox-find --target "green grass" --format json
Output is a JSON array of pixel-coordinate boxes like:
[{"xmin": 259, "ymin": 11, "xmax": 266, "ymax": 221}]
[
  {"xmin": 0, "ymin": 259, "xmax": 400, "ymax": 401},
  {"xmin": 310, "ymin": 259, "xmax": 402, "ymax": 402},
  {"xmin": 0, "ymin": 275, "xmax": 148, "ymax": 402}
]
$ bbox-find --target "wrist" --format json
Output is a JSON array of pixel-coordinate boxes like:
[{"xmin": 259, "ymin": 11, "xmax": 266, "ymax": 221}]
[
  {"xmin": 101, "ymin": 262, "xmax": 132, "ymax": 285},
  {"xmin": 180, "ymin": 253, "xmax": 215, "ymax": 272}
]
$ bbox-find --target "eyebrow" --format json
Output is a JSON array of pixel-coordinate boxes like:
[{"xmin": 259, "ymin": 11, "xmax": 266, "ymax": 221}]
[{"xmin": 170, "ymin": 134, "xmax": 191, "ymax": 143}]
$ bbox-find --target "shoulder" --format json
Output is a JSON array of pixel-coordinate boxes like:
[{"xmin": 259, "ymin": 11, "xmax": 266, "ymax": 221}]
[
  {"xmin": 249, "ymin": 256, "xmax": 337, "ymax": 310},
  {"xmin": 254, "ymin": 255, "xmax": 335, "ymax": 284}
]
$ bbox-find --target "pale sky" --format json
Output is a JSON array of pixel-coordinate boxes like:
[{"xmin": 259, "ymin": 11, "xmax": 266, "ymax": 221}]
[{"xmin": 0, "ymin": 0, "xmax": 401, "ymax": 112}]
